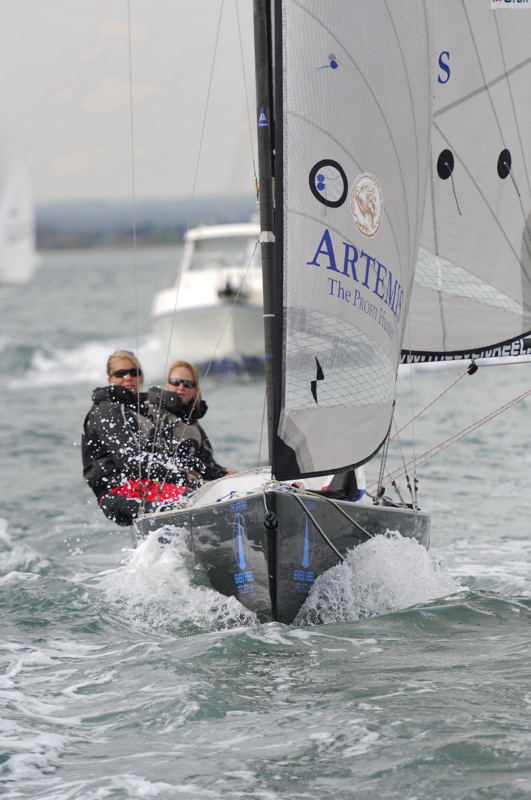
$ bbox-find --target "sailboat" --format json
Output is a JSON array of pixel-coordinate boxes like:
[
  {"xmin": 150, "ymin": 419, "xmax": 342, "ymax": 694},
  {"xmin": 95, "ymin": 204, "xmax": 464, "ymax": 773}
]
[
  {"xmin": 0, "ymin": 161, "xmax": 40, "ymax": 285},
  {"xmin": 134, "ymin": 0, "xmax": 531, "ymax": 624}
]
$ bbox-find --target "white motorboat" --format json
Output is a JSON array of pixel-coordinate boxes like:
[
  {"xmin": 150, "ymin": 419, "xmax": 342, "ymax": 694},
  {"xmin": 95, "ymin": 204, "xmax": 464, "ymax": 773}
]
[{"xmin": 151, "ymin": 220, "xmax": 262, "ymax": 372}]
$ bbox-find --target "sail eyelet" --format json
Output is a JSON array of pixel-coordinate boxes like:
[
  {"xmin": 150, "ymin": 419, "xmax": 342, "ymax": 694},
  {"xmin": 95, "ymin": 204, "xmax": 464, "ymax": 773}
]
[
  {"xmin": 437, "ymin": 149, "xmax": 454, "ymax": 180},
  {"xmin": 497, "ymin": 148, "xmax": 511, "ymax": 179}
]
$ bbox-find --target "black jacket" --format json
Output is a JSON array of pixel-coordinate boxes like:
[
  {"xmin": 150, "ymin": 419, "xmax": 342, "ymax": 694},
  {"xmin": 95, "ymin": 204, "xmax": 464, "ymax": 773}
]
[
  {"xmin": 82, "ymin": 385, "xmax": 186, "ymax": 498},
  {"xmin": 146, "ymin": 387, "xmax": 227, "ymax": 482}
]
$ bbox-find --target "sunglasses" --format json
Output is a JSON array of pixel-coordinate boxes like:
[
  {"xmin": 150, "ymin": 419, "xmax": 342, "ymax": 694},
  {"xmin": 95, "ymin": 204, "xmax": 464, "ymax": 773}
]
[
  {"xmin": 167, "ymin": 378, "xmax": 197, "ymax": 388},
  {"xmin": 111, "ymin": 368, "xmax": 142, "ymax": 378}
]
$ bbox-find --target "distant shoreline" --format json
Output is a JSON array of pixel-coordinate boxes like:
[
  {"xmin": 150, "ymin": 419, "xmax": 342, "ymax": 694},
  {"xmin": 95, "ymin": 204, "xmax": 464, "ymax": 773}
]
[{"xmin": 36, "ymin": 194, "xmax": 256, "ymax": 251}]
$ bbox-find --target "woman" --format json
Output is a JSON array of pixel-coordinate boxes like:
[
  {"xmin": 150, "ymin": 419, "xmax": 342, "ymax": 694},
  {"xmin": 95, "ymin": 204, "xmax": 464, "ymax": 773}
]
[
  {"xmin": 82, "ymin": 350, "xmax": 189, "ymax": 526},
  {"xmin": 147, "ymin": 359, "xmax": 233, "ymax": 483}
]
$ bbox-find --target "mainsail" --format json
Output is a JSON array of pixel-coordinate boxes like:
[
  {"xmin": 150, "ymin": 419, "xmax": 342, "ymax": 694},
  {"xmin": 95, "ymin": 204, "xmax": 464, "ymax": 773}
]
[
  {"xmin": 404, "ymin": 0, "xmax": 531, "ymax": 361},
  {"xmin": 256, "ymin": 1, "xmax": 432, "ymax": 478}
]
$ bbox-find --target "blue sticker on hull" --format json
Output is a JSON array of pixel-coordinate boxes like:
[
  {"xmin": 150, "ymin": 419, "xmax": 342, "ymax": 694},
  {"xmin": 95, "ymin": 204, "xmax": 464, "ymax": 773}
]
[
  {"xmin": 292, "ymin": 515, "xmax": 316, "ymax": 592},
  {"xmin": 232, "ymin": 512, "xmax": 254, "ymax": 594}
]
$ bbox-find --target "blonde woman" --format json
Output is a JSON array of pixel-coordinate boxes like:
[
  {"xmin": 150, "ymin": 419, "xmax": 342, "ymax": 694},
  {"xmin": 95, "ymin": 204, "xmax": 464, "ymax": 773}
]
[
  {"xmin": 82, "ymin": 350, "xmax": 189, "ymax": 526},
  {"xmin": 147, "ymin": 359, "xmax": 235, "ymax": 482}
]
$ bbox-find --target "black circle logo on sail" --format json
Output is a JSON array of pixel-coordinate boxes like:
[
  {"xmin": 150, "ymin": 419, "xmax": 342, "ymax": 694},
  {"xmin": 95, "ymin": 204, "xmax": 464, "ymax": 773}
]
[
  {"xmin": 437, "ymin": 149, "xmax": 454, "ymax": 180},
  {"xmin": 497, "ymin": 149, "xmax": 511, "ymax": 179},
  {"xmin": 309, "ymin": 160, "xmax": 348, "ymax": 207}
]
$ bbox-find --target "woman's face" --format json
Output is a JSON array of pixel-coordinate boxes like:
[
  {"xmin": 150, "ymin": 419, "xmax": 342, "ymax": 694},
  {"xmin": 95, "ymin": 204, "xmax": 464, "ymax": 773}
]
[
  {"xmin": 165, "ymin": 365, "xmax": 197, "ymax": 405},
  {"xmin": 108, "ymin": 357, "xmax": 143, "ymax": 393}
]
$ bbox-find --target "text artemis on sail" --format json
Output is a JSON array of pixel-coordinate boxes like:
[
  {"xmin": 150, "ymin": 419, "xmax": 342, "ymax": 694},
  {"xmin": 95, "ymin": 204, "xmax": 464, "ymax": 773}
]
[{"xmin": 307, "ymin": 228, "xmax": 403, "ymax": 339}]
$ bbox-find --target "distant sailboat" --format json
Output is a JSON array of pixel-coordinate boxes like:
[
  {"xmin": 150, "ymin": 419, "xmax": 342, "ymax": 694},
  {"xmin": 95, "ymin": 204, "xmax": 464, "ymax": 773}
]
[{"xmin": 0, "ymin": 161, "xmax": 40, "ymax": 285}]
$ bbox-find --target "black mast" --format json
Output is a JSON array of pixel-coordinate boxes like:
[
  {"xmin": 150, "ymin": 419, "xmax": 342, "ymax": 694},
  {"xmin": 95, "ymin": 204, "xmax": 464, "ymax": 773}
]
[{"xmin": 253, "ymin": 0, "xmax": 283, "ymax": 471}]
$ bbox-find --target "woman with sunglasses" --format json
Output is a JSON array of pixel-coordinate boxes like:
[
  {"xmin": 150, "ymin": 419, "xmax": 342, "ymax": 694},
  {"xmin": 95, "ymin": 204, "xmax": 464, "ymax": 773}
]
[
  {"xmin": 82, "ymin": 350, "xmax": 191, "ymax": 526},
  {"xmin": 147, "ymin": 359, "xmax": 234, "ymax": 484}
]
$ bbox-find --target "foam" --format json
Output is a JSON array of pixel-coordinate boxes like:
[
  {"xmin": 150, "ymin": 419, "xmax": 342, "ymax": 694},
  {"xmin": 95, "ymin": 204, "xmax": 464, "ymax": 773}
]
[
  {"xmin": 296, "ymin": 532, "xmax": 461, "ymax": 625},
  {"xmin": 97, "ymin": 531, "xmax": 257, "ymax": 632},
  {"xmin": 8, "ymin": 333, "xmax": 163, "ymax": 389}
]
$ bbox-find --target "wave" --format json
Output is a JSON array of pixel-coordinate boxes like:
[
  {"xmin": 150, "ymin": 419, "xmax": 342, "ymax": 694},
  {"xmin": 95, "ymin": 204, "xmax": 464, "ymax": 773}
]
[
  {"xmin": 7, "ymin": 334, "xmax": 164, "ymax": 389},
  {"xmin": 296, "ymin": 533, "xmax": 461, "ymax": 625},
  {"xmin": 95, "ymin": 530, "xmax": 258, "ymax": 634}
]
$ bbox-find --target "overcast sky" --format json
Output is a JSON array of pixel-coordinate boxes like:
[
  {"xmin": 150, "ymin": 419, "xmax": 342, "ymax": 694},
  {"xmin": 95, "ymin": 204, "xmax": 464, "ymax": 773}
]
[{"xmin": 0, "ymin": 0, "xmax": 257, "ymax": 204}]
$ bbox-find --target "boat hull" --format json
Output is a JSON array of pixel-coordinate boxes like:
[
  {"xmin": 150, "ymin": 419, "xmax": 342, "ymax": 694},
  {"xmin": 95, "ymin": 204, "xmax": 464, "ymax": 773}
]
[
  {"xmin": 135, "ymin": 488, "xmax": 430, "ymax": 624},
  {"xmin": 153, "ymin": 300, "xmax": 264, "ymax": 371}
]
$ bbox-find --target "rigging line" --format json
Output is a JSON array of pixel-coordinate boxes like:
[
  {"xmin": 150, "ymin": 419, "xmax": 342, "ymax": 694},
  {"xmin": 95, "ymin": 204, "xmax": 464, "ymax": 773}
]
[
  {"xmin": 126, "ymin": 0, "xmax": 143, "ymax": 490},
  {"xmin": 149, "ymin": 239, "xmax": 260, "ymax": 496},
  {"xmin": 257, "ymin": 382, "xmax": 268, "ymax": 468},
  {"xmin": 407, "ymin": 352, "xmax": 418, "ymax": 507},
  {"xmin": 145, "ymin": 2, "xmax": 226, "ymax": 491},
  {"xmin": 392, "ymin": 365, "xmax": 471, "ymax": 441},
  {"xmin": 201, "ymin": 237, "xmax": 260, "ymax": 380},
  {"xmin": 303, "ymin": 491, "xmax": 374, "ymax": 540},
  {"xmin": 159, "ymin": 0, "xmax": 226, "ymax": 386},
  {"xmin": 368, "ymin": 387, "xmax": 531, "ymax": 488},
  {"xmin": 289, "ymin": 492, "xmax": 345, "ymax": 563},
  {"xmin": 234, "ymin": 0, "xmax": 258, "ymax": 197},
  {"xmin": 375, "ymin": 424, "xmax": 392, "ymax": 503},
  {"xmin": 388, "ymin": 417, "xmax": 415, "ymax": 507}
]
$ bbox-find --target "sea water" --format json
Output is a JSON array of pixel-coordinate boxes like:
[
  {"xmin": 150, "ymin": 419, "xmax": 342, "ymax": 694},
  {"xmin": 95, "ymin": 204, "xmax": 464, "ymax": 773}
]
[{"xmin": 1, "ymin": 247, "xmax": 530, "ymax": 799}]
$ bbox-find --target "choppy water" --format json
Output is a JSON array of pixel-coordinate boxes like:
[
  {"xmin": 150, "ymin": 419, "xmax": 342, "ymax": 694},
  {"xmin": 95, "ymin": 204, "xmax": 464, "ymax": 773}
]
[{"xmin": 1, "ymin": 247, "xmax": 530, "ymax": 799}]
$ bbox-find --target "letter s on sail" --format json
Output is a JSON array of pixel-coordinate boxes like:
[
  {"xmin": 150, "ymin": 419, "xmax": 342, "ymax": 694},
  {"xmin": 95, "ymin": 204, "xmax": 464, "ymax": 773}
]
[{"xmin": 437, "ymin": 51, "xmax": 450, "ymax": 84}]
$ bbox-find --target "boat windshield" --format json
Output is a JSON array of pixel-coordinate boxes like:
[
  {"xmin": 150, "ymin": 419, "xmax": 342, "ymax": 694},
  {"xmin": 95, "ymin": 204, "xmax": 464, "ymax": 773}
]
[{"xmin": 189, "ymin": 236, "xmax": 259, "ymax": 271}]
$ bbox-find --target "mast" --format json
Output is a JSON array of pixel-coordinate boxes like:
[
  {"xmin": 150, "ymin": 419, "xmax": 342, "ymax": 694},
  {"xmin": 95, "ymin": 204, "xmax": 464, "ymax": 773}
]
[{"xmin": 253, "ymin": 0, "xmax": 283, "ymax": 471}]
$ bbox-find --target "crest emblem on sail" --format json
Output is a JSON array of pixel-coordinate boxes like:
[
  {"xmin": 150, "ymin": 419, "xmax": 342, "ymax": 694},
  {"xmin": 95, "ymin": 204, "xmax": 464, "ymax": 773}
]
[{"xmin": 350, "ymin": 173, "xmax": 384, "ymax": 238}]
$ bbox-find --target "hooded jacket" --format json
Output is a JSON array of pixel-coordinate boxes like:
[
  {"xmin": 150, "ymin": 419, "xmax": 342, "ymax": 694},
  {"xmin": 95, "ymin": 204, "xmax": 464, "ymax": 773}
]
[
  {"xmin": 146, "ymin": 387, "xmax": 227, "ymax": 482},
  {"xmin": 82, "ymin": 385, "xmax": 186, "ymax": 499}
]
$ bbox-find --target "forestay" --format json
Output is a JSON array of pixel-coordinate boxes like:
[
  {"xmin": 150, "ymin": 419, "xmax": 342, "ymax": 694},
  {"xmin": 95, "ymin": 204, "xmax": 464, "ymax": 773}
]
[
  {"xmin": 404, "ymin": 0, "xmax": 531, "ymax": 361},
  {"xmin": 269, "ymin": 1, "xmax": 432, "ymax": 478}
]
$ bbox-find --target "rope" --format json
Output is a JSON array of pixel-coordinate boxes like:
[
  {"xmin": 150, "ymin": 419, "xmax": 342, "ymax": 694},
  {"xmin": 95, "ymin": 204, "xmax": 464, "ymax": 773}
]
[
  {"xmin": 289, "ymin": 492, "xmax": 346, "ymax": 562},
  {"xmin": 392, "ymin": 365, "xmax": 472, "ymax": 441},
  {"xmin": 390, "ymin": 417, "xmax": 415, "ymax": 507},
  {"xmin": 159, "ymin": 1, "xmax": 227, "ymax": 386},
  {"xmin": 304, "ymin": 492, "xmax": 374, "ymax": 540},
  {"xmin": 235, "ymin": 0, "xmax": 259, "ymax": 200},
  {"xmin": 125, "ymin": 0, "xmax": 144, "ymax": 492},
  {"xmin": 257, "ymin": 380, "xmax": 268, "ymax": 467},
  {"xmin": 139, "ymin": 2, "xmax": 227, "ymax": 508},
  {"xmin": 369, "ymin": 387, "xmax": 531, "ymax": 489},
  {"xmin": 381, "ymin": 364, "xmax": 473, "ymax": 507},
  {"xmin": 201, "ymin": 237, "xmax": 260, "ymax": 380},
  {"xmin": 376, "ymin": 423, "xmax": 392, "ymax": 501}
]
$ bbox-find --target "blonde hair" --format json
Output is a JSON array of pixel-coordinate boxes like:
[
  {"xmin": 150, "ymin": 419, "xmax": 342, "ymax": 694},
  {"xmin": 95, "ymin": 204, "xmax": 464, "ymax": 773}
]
[
  {"xmin": 106, "ymin": 350, "xmax": 144, "ymax": 384},
  {"xmin": 167, "ymin": 359, "xmax": 202, "ymax": 403}
]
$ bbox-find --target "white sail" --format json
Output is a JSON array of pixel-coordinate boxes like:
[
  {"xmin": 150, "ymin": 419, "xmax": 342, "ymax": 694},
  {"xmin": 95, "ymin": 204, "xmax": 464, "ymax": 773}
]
[
  {"xmin": 270, "ymin": 1, "xmax": 432, "ymax": 478},
  {"xmin": 404, "ymin": 0, "xmax": 531, "ymax": 360},
  {"xmin": 0, "ymin": 161, "xmax": 39, "ymax": 285}
]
